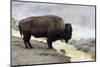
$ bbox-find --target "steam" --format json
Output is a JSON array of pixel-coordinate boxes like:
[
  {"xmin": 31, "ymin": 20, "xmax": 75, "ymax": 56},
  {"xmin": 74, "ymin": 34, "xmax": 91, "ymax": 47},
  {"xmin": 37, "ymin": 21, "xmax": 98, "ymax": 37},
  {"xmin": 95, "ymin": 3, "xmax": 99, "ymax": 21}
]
[{"xmin": 12, "ymin": 1, "xmax": 95, "ymax": 38}]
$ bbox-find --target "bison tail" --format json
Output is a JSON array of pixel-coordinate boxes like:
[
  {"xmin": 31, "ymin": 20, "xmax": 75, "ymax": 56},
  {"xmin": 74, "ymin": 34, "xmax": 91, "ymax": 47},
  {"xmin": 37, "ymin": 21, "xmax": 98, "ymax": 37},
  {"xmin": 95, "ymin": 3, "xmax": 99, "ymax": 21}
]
[{"xmin": 19, "ymin": 24, "xmax": 22, "ymax": 36}]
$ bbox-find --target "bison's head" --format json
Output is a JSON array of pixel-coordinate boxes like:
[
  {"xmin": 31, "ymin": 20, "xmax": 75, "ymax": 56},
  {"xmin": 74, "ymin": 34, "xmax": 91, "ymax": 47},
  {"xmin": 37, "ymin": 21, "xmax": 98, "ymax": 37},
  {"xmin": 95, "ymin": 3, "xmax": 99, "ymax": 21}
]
[{"xmin": 63, "ymin": 23, "xmax": 72, "ymax": 43}]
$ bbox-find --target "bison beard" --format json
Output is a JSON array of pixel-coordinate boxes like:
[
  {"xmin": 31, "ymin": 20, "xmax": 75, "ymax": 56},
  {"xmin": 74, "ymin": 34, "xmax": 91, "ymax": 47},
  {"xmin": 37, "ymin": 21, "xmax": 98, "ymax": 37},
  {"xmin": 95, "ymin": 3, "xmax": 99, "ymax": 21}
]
[{"xmin": 19, "ymin": 15, "xmax": 72, "ymax": 49}]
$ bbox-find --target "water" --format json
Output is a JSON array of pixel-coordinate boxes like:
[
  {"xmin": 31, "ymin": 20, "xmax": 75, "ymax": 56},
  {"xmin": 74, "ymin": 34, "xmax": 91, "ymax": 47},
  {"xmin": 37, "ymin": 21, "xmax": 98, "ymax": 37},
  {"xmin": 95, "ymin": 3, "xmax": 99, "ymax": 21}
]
[
  {"xmin": 12, "ymin": 29, "xmax": 94, "ymax": 62},
  {"xmin": 52, "ymin": 41, "xmax": 94, "ymax": 62}
]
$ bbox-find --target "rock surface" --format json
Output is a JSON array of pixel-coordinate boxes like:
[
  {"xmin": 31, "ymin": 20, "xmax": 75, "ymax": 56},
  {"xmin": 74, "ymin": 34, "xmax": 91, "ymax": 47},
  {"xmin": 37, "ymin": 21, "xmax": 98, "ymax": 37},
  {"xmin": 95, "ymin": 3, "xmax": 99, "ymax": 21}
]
[{"xmin": 11, "ymin": 36, "xmax": 71, "ymax": 66}]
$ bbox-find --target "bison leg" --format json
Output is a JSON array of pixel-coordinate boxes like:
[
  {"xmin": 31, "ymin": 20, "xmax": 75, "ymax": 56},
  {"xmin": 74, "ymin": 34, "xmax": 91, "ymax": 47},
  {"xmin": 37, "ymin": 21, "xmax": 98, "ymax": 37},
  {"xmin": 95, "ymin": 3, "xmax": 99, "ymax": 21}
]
[
  {"xmin": 28, "ymin": 42, "xmax": 33, "ymax": 48},
  {"xmin": 47, "ymin": 39, "xmax": 53, "ymax": 49},
  {"xmin": 23, "ymin": 32, "xmax": 33, "ymax": 48},
  {"xmin": 47, "ymin": 34, "xmax": 53, "ymax": 49},
  {"xmin": 27, "ymin": 35, "xmax": 33, "ymax": 48},
  {"xmin": 23, "ymin": 36, "xmax": 28, "ymax": 48}
]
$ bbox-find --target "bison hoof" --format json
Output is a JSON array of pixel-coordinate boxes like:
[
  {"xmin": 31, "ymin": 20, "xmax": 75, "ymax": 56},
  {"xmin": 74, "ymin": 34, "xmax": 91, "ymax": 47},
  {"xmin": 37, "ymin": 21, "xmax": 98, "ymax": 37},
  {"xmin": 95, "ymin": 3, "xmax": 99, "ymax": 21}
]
[
  {"xmin": 25, "ymin": 46, "xmax": 28, "ymax": 48},
  {"xmin": 30, "ymin": 46, "xmax": 33, "ymax": 48},
  {"xmin": 48, "ymin": 47, "xmax": 53, "ymax": 49}
]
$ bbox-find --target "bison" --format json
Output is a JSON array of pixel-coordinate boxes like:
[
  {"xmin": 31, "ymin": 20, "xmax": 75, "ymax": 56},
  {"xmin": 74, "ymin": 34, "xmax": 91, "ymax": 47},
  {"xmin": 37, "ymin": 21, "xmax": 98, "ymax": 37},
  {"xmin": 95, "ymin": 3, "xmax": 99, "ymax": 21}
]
[{"xmin": 19, "ymin": 15, "xmax": 72, "ymax": 49}]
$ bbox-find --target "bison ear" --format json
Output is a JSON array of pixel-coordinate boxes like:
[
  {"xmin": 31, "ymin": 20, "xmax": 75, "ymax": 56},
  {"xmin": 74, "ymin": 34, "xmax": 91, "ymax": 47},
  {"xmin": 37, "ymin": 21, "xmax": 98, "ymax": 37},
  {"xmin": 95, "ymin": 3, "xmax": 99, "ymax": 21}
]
[{"xmin": 65, "ymin": 23, "xmax": 72, "ymax": 33}]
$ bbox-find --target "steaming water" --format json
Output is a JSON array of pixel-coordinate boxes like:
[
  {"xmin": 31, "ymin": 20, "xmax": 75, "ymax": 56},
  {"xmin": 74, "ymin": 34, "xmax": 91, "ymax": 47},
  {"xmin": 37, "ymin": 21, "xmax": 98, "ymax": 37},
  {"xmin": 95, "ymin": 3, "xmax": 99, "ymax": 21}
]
[
  {"xmin": 52, "ymin": 41, "xmax": 94, "ymax": 62},
  {"xmin": 72, "ymin": 25, "xmax": 95, "ymax": 39},
  {"xmin": 12, "ymin": 29, "xmax": 94, "ymax": 62}
]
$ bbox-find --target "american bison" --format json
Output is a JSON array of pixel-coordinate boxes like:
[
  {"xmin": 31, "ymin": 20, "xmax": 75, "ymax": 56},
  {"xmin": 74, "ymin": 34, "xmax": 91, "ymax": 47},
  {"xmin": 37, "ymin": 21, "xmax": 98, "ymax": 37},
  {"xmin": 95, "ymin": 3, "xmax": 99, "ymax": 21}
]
[{"xmin": 19, "ymin": 15, "xmax": 72, "ymax": 49}]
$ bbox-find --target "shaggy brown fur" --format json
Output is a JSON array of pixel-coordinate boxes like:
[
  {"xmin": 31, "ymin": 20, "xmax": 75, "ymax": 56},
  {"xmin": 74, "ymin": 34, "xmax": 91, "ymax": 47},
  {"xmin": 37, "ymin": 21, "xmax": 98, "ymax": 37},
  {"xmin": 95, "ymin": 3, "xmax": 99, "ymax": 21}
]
[{"xmin": 19, "ymin": 15, "xmax": 72, "ymax": 49}]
